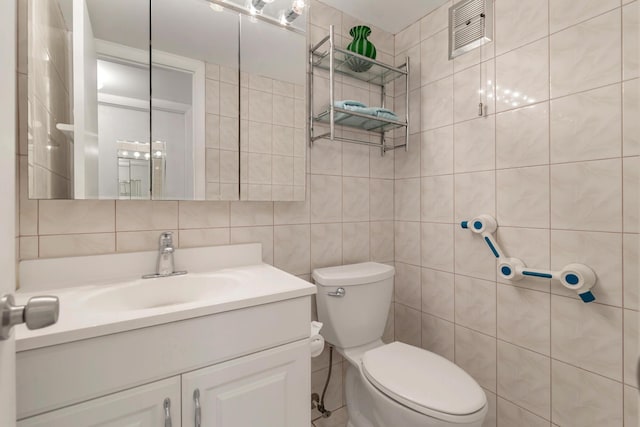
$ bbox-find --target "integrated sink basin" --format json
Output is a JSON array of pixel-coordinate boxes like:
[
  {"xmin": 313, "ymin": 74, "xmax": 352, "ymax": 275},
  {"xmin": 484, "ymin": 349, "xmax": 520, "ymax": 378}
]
[
  {"xmin": 15, "ymin": 243, "xmax": 316, "ymax": 352},
  {"xmin": 82, "ymin": 273, "xmax": 242, "ymax": 311}
]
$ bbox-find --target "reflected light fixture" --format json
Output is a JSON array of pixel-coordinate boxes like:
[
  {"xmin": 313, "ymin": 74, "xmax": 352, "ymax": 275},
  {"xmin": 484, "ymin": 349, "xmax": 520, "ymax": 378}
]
[
  {"xmin": 250, "ymin": 0, "xmax": 274, "ymax": 15},
  {"xmin": 281, "ymin": 0, "xmax": 305, "ymax": 24},
  {"xmin": 209, "ymin": 2, "xmax": 224, "ymax": 12}
]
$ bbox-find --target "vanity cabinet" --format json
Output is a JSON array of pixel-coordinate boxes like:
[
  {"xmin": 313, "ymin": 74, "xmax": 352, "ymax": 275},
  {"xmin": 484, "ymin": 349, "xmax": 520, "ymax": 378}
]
[
  {"xmin": 18, "ymin": 340, "xmax": 309, "ymax": 427},
  {"xmin": 17, "ymin": 377, "xmax": 182, "ymax": 427}
]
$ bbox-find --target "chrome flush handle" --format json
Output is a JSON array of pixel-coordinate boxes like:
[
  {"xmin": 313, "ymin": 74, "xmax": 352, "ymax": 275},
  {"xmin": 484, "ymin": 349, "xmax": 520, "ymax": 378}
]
[{"xmin": 327, "ymin": 287, "xmax": 346, "ymax": 297}]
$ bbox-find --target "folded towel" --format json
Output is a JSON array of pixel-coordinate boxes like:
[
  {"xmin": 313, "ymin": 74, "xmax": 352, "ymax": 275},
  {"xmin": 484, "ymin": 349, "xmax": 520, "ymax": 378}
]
[
  {"xmin": 374, "ymin": 108, "xmax": 399, "ymax": 121},
  {"xmin": 333, "ymin": 100, "xmax": 367, "ymax": 110}
]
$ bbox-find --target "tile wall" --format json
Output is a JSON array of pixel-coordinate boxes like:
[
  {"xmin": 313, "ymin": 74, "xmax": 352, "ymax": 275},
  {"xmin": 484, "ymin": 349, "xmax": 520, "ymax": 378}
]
[
  {"xmin": 16, "ymin": 0, "xmax": 395, "ymax": 422},
  {"xmin": 392, "ymin": 0, "xmax": 639, "ymax": 426}
]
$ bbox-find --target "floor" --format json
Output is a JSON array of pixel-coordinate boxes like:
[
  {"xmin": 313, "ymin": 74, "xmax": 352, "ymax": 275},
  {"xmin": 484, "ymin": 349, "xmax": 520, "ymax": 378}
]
[{"xmin": 312, "ymin": 407, "xmax": 348, "ymax": 427}]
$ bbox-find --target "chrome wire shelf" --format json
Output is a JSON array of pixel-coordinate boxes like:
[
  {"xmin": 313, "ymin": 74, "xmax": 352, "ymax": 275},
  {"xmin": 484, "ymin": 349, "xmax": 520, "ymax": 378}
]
[{"xmin": 308, "ymin": 25, "xmax": 410, "ymax": 156}]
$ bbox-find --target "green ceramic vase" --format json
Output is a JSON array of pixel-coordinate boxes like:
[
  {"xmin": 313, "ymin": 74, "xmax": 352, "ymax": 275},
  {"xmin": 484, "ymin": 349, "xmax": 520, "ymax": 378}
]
[{"xmin": 346, "ymin": 26, "xmax": 377, "ymax": 72}]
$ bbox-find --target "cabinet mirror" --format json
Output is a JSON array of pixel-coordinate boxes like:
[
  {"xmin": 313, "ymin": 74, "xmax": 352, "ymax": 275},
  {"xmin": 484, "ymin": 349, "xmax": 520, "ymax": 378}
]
[{"xmin": 26, "ymin": 0, "xmax": 306, "ymax": 201}]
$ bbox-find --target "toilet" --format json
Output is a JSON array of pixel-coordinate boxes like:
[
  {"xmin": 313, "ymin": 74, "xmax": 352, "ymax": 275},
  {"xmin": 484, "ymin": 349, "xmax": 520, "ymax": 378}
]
[{"xmin": 313, "ymin": 262, "xmax": 487, "ymax": 427}]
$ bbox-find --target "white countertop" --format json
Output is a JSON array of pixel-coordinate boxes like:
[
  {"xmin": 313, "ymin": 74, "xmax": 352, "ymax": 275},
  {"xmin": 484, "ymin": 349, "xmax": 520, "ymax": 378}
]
[{"xmin": 15, "ymin": 263, "xmax": 316, "ymax": 352}]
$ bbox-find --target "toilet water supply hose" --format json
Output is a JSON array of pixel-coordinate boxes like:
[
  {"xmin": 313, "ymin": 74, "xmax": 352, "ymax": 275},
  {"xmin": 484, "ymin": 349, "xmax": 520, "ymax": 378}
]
[
  {"xmin": 460, "ymin": 214, "xmax": 597, "ymax": 302},
  {"xmin": 314, "ymin": 346, "xmax": 334, "ymax": 418}
]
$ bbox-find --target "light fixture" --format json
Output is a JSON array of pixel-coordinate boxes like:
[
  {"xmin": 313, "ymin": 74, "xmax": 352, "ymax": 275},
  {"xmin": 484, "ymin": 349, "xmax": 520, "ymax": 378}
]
[
  {"xmin": 281, "ymin": 0, "xmax": 305, "ymax": 24},
  {"xmin": 133, "ymin": 151, "xmax": 141, "ymax": 158},
  {"xmin": 154, "ymin": 151, "xmax": 163, "ymax": 158},
  {"xmin": 144, "ymin": 153, "xmax": 151, "ymax": 160},
  {"xmin": 122, "ymin": 151, "xmax": 129, "ymax": 156},
  {"xmin": 250, "ymin": 0, "xmax": 274, "ymax": 14}
]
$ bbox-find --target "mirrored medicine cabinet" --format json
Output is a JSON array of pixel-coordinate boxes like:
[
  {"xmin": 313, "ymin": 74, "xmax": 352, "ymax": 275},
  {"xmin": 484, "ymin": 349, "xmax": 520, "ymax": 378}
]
[{"xmin": 26, "ymin": 0, "xmax": 307, "ymax": 201}]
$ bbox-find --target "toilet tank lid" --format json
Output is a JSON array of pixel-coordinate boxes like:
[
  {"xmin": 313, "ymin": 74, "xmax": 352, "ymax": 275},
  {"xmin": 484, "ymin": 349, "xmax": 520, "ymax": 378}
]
[{"xmin": 312, "ymin": 262, "xmax": 395, "ymax": 287}]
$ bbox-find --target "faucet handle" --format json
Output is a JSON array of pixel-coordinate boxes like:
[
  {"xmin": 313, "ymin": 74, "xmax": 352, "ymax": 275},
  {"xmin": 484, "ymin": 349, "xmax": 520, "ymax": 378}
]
[{"xmin": 159, "ymin": 231, "xmax": 174, "ymax": 248}]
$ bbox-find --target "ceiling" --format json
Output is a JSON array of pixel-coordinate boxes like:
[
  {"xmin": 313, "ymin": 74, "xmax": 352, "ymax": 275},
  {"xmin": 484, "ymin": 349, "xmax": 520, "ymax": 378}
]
[{"xmin": 317, "ymin": 0, "xmax": 449, "ymax": 34}]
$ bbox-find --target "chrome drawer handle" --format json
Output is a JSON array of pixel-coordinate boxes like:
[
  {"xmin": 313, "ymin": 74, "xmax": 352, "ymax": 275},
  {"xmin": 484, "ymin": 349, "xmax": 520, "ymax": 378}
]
[
  {"xmin": 164, "ymin": 398, "xmax": 172, "ymax": 427},
  {"xmin": 328, "ymin": 287, "xmax": 345, "ymax": 297},
  {"xmin": 194, "ymin": 389, "xmax": 201, "ymax": 427}
]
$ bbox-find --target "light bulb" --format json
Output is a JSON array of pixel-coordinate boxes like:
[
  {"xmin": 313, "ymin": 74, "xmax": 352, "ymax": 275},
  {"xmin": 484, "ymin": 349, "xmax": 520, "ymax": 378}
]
[
  {"xmin": 134, "ymin": 151, "xmax": 141, "ymax": 158},
  {"xmin": 122, "ymin": 151, "xmax": 129, "ymax": 156}
]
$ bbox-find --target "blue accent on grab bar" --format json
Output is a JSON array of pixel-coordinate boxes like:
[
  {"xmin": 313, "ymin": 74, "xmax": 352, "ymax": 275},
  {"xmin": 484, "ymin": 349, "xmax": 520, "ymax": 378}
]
[
  {"xmin": 501, "ymin": 266, "xmax": 512, "ymax": 276},
  {"xmin": 579, "ymin": 291, "xmax": 596, "ymax": 303},
  {"xmin": 565, "ymin": 273, "xmax": 580, "ymax": 285},
  {"xmin": 522, "ymin": 271, "xmax": 553, "ymax": 279},
  {"xmin": 461, "ymin": 221, "xmax": 469, "ymax": 229},
  {"xmin": 484, "ymin": 237, "xmax": 500, "ymax": 258},
  {"xmin": 473, "ymin": 221, "xmax": 483, "ymax": 230}
]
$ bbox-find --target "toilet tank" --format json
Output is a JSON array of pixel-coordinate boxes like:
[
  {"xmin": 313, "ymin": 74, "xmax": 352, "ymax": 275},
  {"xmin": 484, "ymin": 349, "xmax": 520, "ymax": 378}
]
[{"xmin": 313, "ymin": 262, "xmax": 394, "ymax": 349}]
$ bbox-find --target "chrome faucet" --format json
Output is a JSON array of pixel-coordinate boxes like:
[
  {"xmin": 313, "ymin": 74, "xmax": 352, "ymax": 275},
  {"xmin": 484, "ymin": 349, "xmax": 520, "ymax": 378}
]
[{"xmin": 143, "ymin": 232, "xmax": 187, "ymax": 279}]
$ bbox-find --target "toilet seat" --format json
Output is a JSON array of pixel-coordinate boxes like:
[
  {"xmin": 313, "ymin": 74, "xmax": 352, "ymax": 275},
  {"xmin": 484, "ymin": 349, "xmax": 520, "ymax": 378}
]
[{"xmin": 362, "ymin": 342, "xmax": 487, "ymax": 422}]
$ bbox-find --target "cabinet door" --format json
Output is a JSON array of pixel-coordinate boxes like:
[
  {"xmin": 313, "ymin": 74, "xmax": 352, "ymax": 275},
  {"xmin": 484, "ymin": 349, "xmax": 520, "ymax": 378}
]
[
  {"xmin": 18, "ymin": 377, "xmax": 181, "ymax": 427},
  {"xmin": 182, "ymin": 340, "xmax": 310, "ymax": 427}
]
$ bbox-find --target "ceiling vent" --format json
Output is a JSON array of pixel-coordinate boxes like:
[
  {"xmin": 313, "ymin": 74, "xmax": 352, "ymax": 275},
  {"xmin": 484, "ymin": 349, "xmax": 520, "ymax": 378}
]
[{"xmin": 448, "ymin": 0, "xmax": 493, "ymax": 59}]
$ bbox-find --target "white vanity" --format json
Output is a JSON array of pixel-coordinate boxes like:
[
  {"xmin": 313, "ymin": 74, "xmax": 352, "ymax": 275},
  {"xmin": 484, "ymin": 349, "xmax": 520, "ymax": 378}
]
[{"xmin": 14, "ymin": 243, "xmax": 315, "ymax": 427}]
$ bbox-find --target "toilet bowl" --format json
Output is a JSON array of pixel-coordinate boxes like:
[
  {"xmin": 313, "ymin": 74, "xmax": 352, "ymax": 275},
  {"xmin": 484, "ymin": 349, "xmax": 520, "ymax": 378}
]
[{"xmin": 313, "ymin": 262, "xmax": 487, "ymax": 427}]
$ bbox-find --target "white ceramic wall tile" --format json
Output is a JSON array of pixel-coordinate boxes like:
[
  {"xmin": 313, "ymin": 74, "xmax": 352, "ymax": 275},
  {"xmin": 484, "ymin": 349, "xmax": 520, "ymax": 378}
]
[
  {"xmin": 454, "ymin": 170, "xmax": 496, "ymax": 222},
  {"xmin": 453, "ymin": 60, "xmax": 495, "ymax": 122},
  {"xmin": 496, "ymin": 227, "xmax": 551, "ymax": 291},
  {"xmin": 454, "ymin": 275, "xmax": 496, "ymax": 336},
  {"xmin": 550, "ymin": 84, "xmax": 622, "ymax": 163},
  {"xmin": 420, "ymin": 29, "xmax": 452, "ymax": 85},
  {"xmin": 454, "ymin": 226, "xmax": 497, "ymax": 281},
  {"xmin": 623, "ymin": 2, "xmax": 639, "ymax": 80},
  {"xmin": 310, "ymin": 140, "xmax": 342, "ymax": 176},
  {"xmin": 395, "ymin": 262, "xmax": 421, "ymax": 310},
  {"xmin": 19, "ymin": 236, "xmax": 38, "ymax": 260},
  {"xmin": 454, "ymin": 116, "xmax": 495, "ymax": 173},
  {"xmin": 229, "ymin": 201, "xmax": 273, "ymax": 226},
  {"xmin": 370, "ymin": 179, "xmax": 394, "ymax": 221},
  {"xmin": 624, "ymin": 385, "xmax": 639, "ymax": 427},
  {"xmin": 421, "ymin": 313, "xmax": 455, "ymax": 361},
  {"xmin": 455, "ymin": 325, "xmax": 497, "ymax": 392},
  {"xmin": 549, "ymin": 0, "xmax": 621, "ymax": 33},
  {"xmin": 395, "ymin": 221, "xmax": 421, "ymax": 266},
  {"xmin": 623, "ymin": 156, "xmax": 639, "ymax": 232},
  {"xmin": 394, "ymin": 303, "xmax": 422, "ymax": 347},
  {"xmin": 178, "ymin": 202, "xmax": 229, "ymax": 229},
  {"xmin": 495, "ymin": 0, "xmax": 549, "ymax": 55},
  {"xmin": 550, "ymin": 229, "xmax": 623, "ymax": 306},
  {"xmin": 394, "ymin": 178, "xmax": 420, "ymax": 222},
  {"xmin": 623, "ymin": 233, "xmax": 639, "ymax": 310},
  {"xmin": 551, "ymin": 294, "xmax": 623, "ymax": 380},
  {"xmin": 495, "ymin": 38, "xmax": 549, "ymax": 113},
  {"xmin": 421, "ymin": 76, "xmax": 454, "ymax": 130},
  {"xmin": 342, "ymin": 142, "xmax": 370, "ymax": 178},
  {"xmin": 273, "ymin": 224, "xmax": 310, "ymax": 275},
  {"xmin": 497, "ymin": 341, "xmax": 551, "ymax": 419},
  {"xmin": 39, "ymin": 233, "xmax": 115, "ymax": 258},
  {"xmin": 230, "ymin": 226, "xmax": 274, "ymax": 264},
  {"xmin": 311, "ymin": 223, "xmax": 343, "ymax": 270},
  {"xmin": 117, "ymin": 230, "xmax": 180, "ymax": 253},
  {"xmin": 421, "ymin": 268, "xmax": 455, "ymax": 321},
  {"xmin": 497, "ymin": 285, "xmax": 551, "ymax": 354},
  {"xmin": 310, "ymin": 175, "xmax": 342, "ymax": 223},
  {"xmin": 421, "ymin": 222, "xmax": 454, "ymax": 272},
  {"xmin": 370, "ymin": 221, "xmax": 394, "ymax": 262},
  {"xmin": 550, "ymin": 159, "xmax": 622, "ymax": 232},
  {"xmin": 421, "ymin": 126, "xmax": 454, "ymax": 177},
  {"xmin": 342, "ymin": 222, "xmax": 370, "ymax": 264},
  {"xmin": 179, "ymin": 228, "xmax": 230, "ymax": 249},
  {"xmin": 343, "ymin": 177, "xmax": 370, "ymax": 222},
  {"xmin": 623, "ymin": 79, "xmax": 640, "ymax": 156},
  {"xmin": 394, "ymin": 134, "xmax": 421, "ymax": 179},
  {"xmin": 550, "ymin": 10, "xmax": 621, "ymax": 98},
  {"xmin": 39, "ymin": 200, "xmax": 115, "ymax": 235},
  {"xmin": 420, "ymin": 0, "xmax": 451, "ymax": 41},
  {"xmin": 483, "ymin": 389, "xmax": 497, "ymax": 427},
  {"xmin": 497, "ymin": 398, "xmax": 551, "ymax": 427},
  {"xmin": 395, "ymin": 21, "xmax": 420, "ymax": 55},
  {"xmin": 421, "ymin": 175, "xmax": 454, "ymax": 223},
  {"xmin": 496, "ymin": 166, "xmax": 550, "ymax": 228},
  {"xmin": 623, "ymin": 309, "xmax": 638, "ymax": 387},
  {"xmin": 551, "ymin": 360, "xmax": 623, "ymax": 427}
]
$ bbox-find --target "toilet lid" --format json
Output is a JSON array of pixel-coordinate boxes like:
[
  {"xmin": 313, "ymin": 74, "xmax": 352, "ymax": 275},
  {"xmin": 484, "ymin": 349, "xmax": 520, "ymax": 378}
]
[{"xmin": 362, "ymin": 342, "xmax": 487, "ymax": 417}]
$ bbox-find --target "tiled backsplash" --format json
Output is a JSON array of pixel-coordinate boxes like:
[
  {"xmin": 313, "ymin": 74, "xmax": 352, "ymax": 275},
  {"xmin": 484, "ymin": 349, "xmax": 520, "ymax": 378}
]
[{"xmin": 392, "ymin": 0, "xmax": 639, "ymax": 426}]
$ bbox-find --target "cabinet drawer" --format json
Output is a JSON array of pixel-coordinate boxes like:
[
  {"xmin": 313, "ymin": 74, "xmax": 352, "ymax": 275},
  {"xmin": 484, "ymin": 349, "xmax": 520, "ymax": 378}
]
[{"xmin": 18, "ymin": 377, "xmax": 181, "ymax": 427}]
